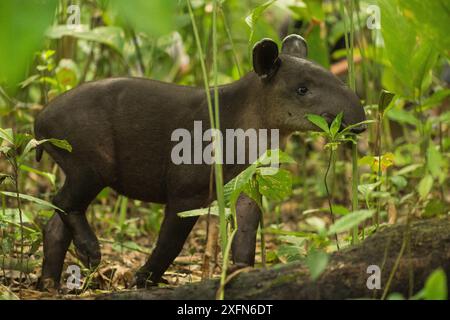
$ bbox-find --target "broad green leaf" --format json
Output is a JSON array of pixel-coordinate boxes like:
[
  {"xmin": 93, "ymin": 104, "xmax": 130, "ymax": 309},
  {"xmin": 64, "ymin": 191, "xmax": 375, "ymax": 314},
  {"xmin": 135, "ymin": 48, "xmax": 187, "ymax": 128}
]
[
  {"xmin": 328, "ymin": 210, "xmax": 375, "ymax": 235},
  {"xmin": 48, "ymin": 139, "xmax": 72, "ymax": 152},
  {"xmin": 386, "ymin": 108, "xmax": 420, "ymax": 127},
  {"xmin": 47, "ymin": 25, "xmax": 125, "ymax": 55},
  {"xmin": 417, "ymin": 174, "xmax": 433, "ymax": 199},
  {"xmin": 256, "ymin": 168, "xmax": 292, "ymax": 202},
  {"xmin": 306, "ymin": 249, "xmax": 329, "ymax": 281},
  {"xmin": 331, "ymin": 204, "xmax": 350, "ymax": 216},
  {"xmin": 377, "ymin": 0, "xmax": 439, "ymax": 97},
  {"xmin": 223, "ymin": 164, "xmax": 257, "ymax": 206},
  {"xmin": 397, "ymin": 0, "xmax": 450, "ymax": 57},
  {"xmin": 306, "ymin": 114, "xmax": 330, "ymax": 133},
  {"xmin": 0, "ymin": 0, "xmax": 57, "ymax": 93},
  {"xmin": 242, "ymin": 179, "xmax": 262, "ymax": 209},
  {"xmin": 418, "ymin": 268, "xmax": 448, "ymax": 300}
]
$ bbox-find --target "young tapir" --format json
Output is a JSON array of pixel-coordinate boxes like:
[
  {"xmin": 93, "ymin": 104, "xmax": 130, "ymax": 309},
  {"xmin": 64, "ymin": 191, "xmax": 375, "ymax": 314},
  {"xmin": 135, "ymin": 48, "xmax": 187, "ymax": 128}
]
[{"xmin": 34, "ymin": 34, "xmax": 366, "ymax": 290}]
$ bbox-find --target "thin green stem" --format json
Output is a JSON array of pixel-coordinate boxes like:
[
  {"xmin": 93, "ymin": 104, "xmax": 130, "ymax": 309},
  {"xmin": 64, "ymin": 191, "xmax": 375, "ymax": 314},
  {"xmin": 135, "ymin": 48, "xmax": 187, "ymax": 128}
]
[
  {"xmin": 212, "ymin": 0, "xmax": 226, "ymax": 253},
  {"xmin": 340, "ymin": 0, "xmax": 359, "ymax": 243}
]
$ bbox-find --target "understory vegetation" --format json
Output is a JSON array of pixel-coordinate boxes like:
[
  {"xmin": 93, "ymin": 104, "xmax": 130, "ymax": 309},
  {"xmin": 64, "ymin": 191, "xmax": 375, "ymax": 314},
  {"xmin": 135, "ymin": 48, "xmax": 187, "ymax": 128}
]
[{"xmin": 0, "ymin": 0, "xmax": 449, "ymax": 300}]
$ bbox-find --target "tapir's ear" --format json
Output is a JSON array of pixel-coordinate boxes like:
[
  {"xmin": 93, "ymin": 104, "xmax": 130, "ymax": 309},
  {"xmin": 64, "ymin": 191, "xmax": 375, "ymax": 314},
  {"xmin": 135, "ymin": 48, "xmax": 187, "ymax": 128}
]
[
  {"xmin": 281, "ymin": 34, "xmax": 308, "ymax": 58},
  {"xmin": 252, "ymin": 38, "xmax": 280, "ymax": 79}
]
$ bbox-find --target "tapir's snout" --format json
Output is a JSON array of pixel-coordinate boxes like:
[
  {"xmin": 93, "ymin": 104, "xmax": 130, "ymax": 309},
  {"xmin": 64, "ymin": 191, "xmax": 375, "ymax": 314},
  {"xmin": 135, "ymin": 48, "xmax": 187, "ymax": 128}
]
[{"xmin": 342, "ymin": 90, "xmax": 366, "ymax": 134}]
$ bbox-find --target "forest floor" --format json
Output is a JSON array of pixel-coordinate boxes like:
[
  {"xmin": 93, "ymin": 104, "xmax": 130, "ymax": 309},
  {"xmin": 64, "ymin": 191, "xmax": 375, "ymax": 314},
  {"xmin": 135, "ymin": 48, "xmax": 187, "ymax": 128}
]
[{"xmin": 2, "ymin": 204, "xmax": 305, "ymax": 300}]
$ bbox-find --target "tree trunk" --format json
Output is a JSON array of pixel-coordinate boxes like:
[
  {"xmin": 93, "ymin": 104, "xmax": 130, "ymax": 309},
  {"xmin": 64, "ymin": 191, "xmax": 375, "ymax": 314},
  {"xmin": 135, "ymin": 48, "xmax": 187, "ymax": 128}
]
[{"xmin": 97, "ymin": 218, "xmax": 450, "ymax": 300}]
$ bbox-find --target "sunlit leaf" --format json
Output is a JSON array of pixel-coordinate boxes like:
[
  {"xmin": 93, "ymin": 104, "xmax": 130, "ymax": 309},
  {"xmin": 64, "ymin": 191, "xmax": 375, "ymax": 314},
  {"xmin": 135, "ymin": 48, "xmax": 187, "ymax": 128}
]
[
  {"xmin": 417, "ymin": 174, "xmax": 433, "ymax": 199},
  {"xmin": 328, "ymin": 210, "xmax": 375, "ymax": 235},
  {"xmin": 306, "ymin": 249, "xmax": 329, "ymax": 281},
  {"xmin": 0, "ymin": 191, "xmax": 61, "ymax": 211},
  {"xmin": 306, "ymin": 114, "xmax": 330, "ymax": 133}
]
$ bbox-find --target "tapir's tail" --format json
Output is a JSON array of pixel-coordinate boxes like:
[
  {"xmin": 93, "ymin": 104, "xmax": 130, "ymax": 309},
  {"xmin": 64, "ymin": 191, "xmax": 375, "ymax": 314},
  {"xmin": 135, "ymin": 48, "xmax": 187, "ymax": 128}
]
[{"xmin": 36, "ymin": 145, "xmax": 44, "ymax": 162}]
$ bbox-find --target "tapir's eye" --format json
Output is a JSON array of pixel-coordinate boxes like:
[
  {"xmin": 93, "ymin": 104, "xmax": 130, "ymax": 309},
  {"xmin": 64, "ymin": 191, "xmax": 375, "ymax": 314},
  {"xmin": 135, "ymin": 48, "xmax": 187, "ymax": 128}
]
[{"xmin": 297, "ymin": 87, "xmax": 308, "ymax": 96}]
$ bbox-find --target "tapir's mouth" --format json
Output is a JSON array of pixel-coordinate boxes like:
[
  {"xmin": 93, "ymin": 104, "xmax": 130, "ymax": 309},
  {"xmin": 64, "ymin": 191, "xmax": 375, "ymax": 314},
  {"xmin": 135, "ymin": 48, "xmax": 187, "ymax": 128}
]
[{"xmin": 320, "ymin": 112, "xmax": 366, "ymax": 134}]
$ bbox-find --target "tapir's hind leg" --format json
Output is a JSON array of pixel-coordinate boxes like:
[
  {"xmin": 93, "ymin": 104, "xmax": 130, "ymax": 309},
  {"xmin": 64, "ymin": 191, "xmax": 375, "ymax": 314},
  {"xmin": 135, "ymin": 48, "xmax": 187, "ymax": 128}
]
[
  {"xmin": 135, "ymin": 199, "xmax": 200, "ymax": 288},
  {"xmin": 38, "ymin": 213, "xmax": 72, "ymax": 291},
  {"xmin": 39, "ymin": 168, "xmax": 105, "ymax": 291}
]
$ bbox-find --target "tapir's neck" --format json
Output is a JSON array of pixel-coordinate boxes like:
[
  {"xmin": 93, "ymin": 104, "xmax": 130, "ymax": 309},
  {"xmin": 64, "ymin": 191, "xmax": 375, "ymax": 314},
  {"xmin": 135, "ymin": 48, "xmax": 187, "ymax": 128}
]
[
  {"xmin": 209, "ymin": 72, "xmax": 264, "ymax": 130},
  {"xmin": 202, "ymin": 72, "xmax": 289, "ymax": 151}
]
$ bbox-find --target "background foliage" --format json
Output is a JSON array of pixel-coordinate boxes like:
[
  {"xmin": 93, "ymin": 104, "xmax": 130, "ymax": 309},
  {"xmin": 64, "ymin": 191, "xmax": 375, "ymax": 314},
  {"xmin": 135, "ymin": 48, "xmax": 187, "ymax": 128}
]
[{"xmin": 0, "ymin": 0, "xmax": 448, "ymax": 300}]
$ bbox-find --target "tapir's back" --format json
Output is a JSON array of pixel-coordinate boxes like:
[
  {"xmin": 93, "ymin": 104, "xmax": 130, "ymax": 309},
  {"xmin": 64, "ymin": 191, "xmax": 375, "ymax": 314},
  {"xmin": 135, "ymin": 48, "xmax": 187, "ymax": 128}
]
[{"xmin": 35, "ymin": 77, "xmax": 205, "ymax": 203}]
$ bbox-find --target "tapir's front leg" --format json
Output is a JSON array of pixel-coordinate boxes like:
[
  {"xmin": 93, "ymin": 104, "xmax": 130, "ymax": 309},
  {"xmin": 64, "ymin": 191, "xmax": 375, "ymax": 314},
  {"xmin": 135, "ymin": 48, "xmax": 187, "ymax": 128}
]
[
  {"xmin": 231, "ymin": 194, "xmax": 261, "ymax": 271},
  {"xmin": 135, "ymin": 199, "xmax": 200, "ymax": 288}
]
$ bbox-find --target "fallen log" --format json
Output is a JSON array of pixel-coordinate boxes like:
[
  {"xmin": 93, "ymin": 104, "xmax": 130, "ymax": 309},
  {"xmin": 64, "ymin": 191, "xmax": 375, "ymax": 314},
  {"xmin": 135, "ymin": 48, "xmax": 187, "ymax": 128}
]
[{"xmin": 97, "ymin": 217, "xmax": 450, "ymax": 300}]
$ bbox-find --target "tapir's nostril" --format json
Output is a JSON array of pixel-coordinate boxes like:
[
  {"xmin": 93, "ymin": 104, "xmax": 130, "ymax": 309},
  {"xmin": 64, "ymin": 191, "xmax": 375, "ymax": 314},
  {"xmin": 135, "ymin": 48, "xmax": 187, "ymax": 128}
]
[{"xmin": 350, "ymin": 123, "xmax": 367, "ymax": 134}]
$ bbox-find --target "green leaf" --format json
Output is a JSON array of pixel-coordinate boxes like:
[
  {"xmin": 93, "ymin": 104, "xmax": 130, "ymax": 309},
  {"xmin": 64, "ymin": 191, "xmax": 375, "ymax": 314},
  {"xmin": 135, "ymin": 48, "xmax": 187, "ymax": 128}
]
[
  {"xmin": 48, "ymin": 139, "xmax": 72, "ymax": 152},
  {"xmin": 224, "ymin": 164, "xmax": 257, "ymax": 206},
  {"xmin": 306, "ymin": 249, "xmax": 329, "ymax": 281},
  {"xmin": 0, "ymin": 128, "xmax": 14, "ymax": 145},
  {"xmin": 426, "ymin": 143, "xmax": 443, "ymax": 179},
  {"xmin": 417, "ymin": 174, "xmax": 433, "ymax": 199},
  {"xmin": 419, "ymin": 268, "xmax": 448, "ymax": 300},
  {"xmin": 339, "ymin": 120, "xmax": 376, "ymax": 135},
  {"xmin": 386, "ymin": 108, "xmax": 420, "ymax": 127},
  {"xmin": 0, "ymin": 0, "xmax": 58, "ymax": 93},
  {"xmin": 257, "ymin": 149, "xmax": 296, "ymax": 166},
  {"xmin": 256, "ymin": 168, "xmax": 293, "ymax": 202},
  {"xmin": 0, "ymin": 191, "xmax": 61, "ymax": 211},
  {"xmin": 328, "ymin": 210, "xmax": 375, "ymax": 235},
  {"xmin": 377, "ymin": 0, "xmax": 439, "ymax": 98},
  {"xmin": 397, "ymin": 0, "xmax": 450, "ymax": 57},
  {"xmin": 378, "ymin": 90, "xmax": 395, "ymax": 115},
  {"xmin": 306, "ymin": 114, "xmax": 330, "ymax": 133},
  {"xmin": 330, "ymin": 112, "xmax": 343, "ymax": 138},
  {"xmin": 47, "ymin": 25, "xmax": 125, "ymax": 55},
  {"xmin": 19, "ymin": 165, "xmax": 56, "ymax": 187},
  {"xmin": 178, "ymin": 206, "xmax": 231, "ymax": 219},
  {"xmin": 387, "ymin": 293, "xmax": 405, "ymax": 300},
  {"xmin": 245, "ymin": 0, "xmax": 276, "ymax": 29}
]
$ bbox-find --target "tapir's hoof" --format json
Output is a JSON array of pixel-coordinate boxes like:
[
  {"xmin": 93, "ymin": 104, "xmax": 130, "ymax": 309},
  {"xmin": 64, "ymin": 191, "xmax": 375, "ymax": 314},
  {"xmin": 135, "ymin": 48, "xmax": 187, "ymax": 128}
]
[
  {"xmin": 37, "ymin": 277, "xmax": 59, "ymax": 293},
  {"xmin": 63, "ymin": 213, "xmax": 102, "ymax": 269},
  {"xmin": 134, "ymin": 272, "xmax": 169, "ymax": 289},
  {"xmin": 73, "ymin": 236, "xmax": 101, "ymax": 269}
]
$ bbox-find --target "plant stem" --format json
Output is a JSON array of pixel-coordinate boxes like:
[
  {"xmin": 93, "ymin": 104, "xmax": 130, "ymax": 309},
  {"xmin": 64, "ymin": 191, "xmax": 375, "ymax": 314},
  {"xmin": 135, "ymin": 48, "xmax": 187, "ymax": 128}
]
[
  {"xmin": 212, "ymin": 0, "xmax": 226, "ymax": 253},
  {"xmin": 340, "ymin": 0, "xmax": 359, "ymax": 243},
  {"xmin": 325, "ymin": 149, "xmax": 339, "ymax": 250}
]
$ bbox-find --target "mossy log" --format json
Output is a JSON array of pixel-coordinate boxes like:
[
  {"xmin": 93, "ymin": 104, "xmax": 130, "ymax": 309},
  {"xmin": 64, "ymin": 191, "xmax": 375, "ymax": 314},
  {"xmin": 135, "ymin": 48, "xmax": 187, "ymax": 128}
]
[{"xmin": 97, "ymin": 218, "xmax": 450, "ymax": 300}]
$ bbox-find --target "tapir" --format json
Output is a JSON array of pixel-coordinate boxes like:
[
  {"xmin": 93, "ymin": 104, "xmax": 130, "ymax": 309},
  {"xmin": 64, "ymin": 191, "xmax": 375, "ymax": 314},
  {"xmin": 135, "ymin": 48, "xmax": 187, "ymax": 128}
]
[{"xmin": 34, "ymin": 35, "xmax": 366, "ymax": 290}]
